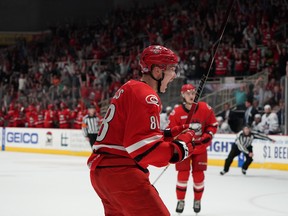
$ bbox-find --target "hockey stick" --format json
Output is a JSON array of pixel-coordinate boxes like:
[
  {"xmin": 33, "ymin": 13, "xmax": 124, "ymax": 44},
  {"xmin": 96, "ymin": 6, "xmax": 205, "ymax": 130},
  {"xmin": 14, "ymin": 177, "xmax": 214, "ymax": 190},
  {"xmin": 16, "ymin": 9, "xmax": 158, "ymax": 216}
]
[
  {"xmin": 152, "ymin": 165, "xmax": 170, "ymax": 185},
  {"xmin": 185, "ymin": 0, "xmax": 235, "ymax": 124},
  {"xmin": 152, "ymin": 0, "xmax": 235, "ymax": 186}
]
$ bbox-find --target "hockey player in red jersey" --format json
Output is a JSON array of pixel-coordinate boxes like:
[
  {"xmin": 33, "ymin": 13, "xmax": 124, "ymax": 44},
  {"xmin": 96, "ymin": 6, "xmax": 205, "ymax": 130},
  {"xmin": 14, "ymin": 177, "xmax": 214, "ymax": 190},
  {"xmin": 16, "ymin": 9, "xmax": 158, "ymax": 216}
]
[
  {"xmin": 58, "ymin": 102, "xmax": 71, "ymax": 128},
  {"xmin": 73, "ymin": 103, "xmax": 87, "ymax": 129},
  {"xmin": 0, "ymin": 108, "xmax": 5, "ymax": 127},
  {"xmin": 25, "ymin": 105, "xmax": 36, "ymax": 128},
  {"xmin": 168, "ymin": 84, "xmax": 218, "ymax": 214},
  {"xmin": 6, "ymin": 103, "xmax": 16, "ymax": 127},
  {"xmin": 44, "ymin": 104, "xmax": 57, "ymax": 128},
  {"xmin": 34, "ymin": 104, "xmax": 44, "ymax": 128},
  {"xmin": 88, "ymin": 45, "xmax": 198, "ymax": 216},
  {"xmin": 12, "ymin": 103, "xmax": 25, "ymax": 127}
]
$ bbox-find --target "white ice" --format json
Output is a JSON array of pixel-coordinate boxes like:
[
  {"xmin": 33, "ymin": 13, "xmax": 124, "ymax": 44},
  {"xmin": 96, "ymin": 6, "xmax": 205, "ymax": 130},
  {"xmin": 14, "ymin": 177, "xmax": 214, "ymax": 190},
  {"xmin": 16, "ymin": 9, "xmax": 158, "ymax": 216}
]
[{"xmin": 0, "ymin": 151, "xmax": 287, "ymax": 216}]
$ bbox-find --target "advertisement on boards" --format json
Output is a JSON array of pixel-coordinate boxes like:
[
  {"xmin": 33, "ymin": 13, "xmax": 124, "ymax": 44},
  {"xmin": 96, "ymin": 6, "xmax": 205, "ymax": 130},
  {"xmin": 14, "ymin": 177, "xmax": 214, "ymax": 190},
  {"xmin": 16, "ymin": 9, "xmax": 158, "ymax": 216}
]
[
  {"xmin": 1, "ymin": 127, "xmax": 287, "ymax": 170},
  {"xmin": 2, "ymin": 127, "xmax": 91, "ymax": 152},
  {"xmin": 208, "ymin": 134, "xmax": 288, "ymax": 167}
]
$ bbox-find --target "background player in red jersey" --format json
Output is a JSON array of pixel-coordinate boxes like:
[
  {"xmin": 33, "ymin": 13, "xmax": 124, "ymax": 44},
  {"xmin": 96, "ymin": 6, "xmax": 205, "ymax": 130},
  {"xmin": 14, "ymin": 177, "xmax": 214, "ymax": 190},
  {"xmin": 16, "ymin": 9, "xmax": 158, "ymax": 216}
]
[
  {"xmin": 73, "ymin": 102, "xmax": 87, "ymax": 129},
  {"xmin": 168, "ymin": 84, "xmax": 218, "ymax": 214},
  {"xmin": 57, "ymin": 102, "xmax": 71, "ymax": 128},
  {"xmin": 87, "ymin": 45, "xmax": 198, "ymax": 216},
  {"xmin": 33, "ymin": 104, "xmax": 44, "ymax": 128},
  {"xmin": 44, "ymin": 104, "xmax": 57, "ymax": 128}
]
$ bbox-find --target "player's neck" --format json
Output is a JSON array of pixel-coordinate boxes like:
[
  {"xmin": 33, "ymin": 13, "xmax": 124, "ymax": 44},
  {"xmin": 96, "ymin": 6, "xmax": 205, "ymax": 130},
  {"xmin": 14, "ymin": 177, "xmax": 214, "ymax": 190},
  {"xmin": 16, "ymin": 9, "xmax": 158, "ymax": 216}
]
[
  {"xmin": 185, "ymin": 103, "xmax": 192, "ymax": 110},
  {"xmin": 141, "ymin": 75, "xmax": 158, "ymax": 92}
]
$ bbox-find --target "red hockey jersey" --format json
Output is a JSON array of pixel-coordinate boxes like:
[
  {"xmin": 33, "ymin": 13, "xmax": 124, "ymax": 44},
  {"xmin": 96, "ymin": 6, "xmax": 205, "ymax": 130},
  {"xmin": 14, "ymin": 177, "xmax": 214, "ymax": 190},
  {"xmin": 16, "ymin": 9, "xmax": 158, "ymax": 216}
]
[
  {"xmin": 44, "ymin": 109, "xmax": 57, "ymax": 128},
  {"xmin": 73, "ymin": 110, "xmax": 87, "ymax": 129},
  {"xmin": 168, "ymin": 102, "xmax": 218, "ymax": 154},
  {"xmin": 90, "ymin": 79, "xmax": 172, "ymax": 168},
  {"xmin": 34, "ymin": 111, "xmax": 44, "ymax": 128},
  {"xmin": 58, "ymin": 108, "xmax": 71, "ymax": 128}
]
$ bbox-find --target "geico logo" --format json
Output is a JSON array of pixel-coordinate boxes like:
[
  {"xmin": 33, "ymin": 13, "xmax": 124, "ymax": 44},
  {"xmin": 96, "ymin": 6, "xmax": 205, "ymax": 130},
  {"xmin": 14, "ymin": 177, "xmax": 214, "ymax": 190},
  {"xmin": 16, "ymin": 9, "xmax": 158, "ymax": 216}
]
[
  {"xmin": 209, "ymin": 141, "xmax": 234, "ymax": 152},
  {"xmin": 7, "ymin": 132, "xmax": 38, "ymax": 144}
]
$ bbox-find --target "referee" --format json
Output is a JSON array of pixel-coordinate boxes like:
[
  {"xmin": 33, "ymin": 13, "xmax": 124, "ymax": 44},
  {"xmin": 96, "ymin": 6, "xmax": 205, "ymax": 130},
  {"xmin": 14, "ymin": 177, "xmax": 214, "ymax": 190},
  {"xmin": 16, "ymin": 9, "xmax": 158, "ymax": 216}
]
[
  {"xmin": 82, "ymin": 104, "xmax": 100, "ymax": 148},
  {"xmin": 220, "ymin": 125, "xmax": 275, "ymax": 175}
]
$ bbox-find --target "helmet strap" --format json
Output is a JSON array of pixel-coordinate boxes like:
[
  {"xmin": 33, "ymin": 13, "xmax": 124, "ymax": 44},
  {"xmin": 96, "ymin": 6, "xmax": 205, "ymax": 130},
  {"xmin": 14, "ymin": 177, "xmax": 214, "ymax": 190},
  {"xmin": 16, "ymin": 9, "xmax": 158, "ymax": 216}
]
[
  {"xmin": 157, "ymin": 79, "xmax": 162, "ymax": 93},
  {"xmin": 149, "ymin": 68, "xmax": 165, "ymax": 93}
]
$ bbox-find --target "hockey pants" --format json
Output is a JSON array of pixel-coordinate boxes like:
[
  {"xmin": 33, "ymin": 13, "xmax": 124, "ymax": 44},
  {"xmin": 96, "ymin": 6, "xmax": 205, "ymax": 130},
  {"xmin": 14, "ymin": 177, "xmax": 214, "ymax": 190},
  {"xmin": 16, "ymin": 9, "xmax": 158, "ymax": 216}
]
[{"xmin": 90, "ymin": 162, "xmax": 170, "ymax": 216}]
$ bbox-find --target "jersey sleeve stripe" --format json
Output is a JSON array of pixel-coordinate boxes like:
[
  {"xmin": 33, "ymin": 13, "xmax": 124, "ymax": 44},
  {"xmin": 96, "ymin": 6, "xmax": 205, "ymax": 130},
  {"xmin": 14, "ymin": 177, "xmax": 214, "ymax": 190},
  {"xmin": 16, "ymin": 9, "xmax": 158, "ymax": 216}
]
[
  {"xmin": 126, "ymin": 135, "xmax": 163, "ymax": 154},
  {"xmin": 134, "ymin": 141, "xmax": 161, "ymax": 162},
  {"xmin": 93, "ymin": 144, "xmax": 126, "ymax": 152}
]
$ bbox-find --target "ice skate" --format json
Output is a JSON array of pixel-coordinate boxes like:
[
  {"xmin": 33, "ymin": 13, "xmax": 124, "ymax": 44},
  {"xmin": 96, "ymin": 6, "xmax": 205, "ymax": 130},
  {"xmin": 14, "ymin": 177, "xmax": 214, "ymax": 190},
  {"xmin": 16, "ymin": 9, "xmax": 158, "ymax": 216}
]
[
  {"xmin": 220, "ymin": 170, "xmax": 227, "ymax": 175},
  {"xmin": 176, "ymin": 200, "xmax": 185, "ymax": 214},
  {"xmin": 242, "ymin": 169, "xmax": 247, "ymax": 175},
  {"xmin": 193, "ymin": 200, "xmax": 201, "ymax": 214}
]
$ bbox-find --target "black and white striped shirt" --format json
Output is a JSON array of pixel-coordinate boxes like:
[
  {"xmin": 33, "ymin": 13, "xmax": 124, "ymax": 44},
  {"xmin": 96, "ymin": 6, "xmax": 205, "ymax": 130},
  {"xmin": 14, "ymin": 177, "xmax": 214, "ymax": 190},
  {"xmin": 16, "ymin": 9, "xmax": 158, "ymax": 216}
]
[
  {"xmin": 235, "ymin": 130, "xmax": 273, "ymax": 154},
  {"xmin": 82, "ymin": 115, "xmax": 99, "ymax": 137}
]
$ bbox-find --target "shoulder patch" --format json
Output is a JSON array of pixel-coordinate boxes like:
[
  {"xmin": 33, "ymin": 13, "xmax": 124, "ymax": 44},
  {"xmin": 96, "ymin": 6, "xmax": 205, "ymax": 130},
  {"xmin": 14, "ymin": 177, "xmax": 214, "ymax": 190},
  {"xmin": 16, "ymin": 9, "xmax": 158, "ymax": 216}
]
[{"xmin": 145, "ymin": 94, "xmax": 159, "ymax": 106}]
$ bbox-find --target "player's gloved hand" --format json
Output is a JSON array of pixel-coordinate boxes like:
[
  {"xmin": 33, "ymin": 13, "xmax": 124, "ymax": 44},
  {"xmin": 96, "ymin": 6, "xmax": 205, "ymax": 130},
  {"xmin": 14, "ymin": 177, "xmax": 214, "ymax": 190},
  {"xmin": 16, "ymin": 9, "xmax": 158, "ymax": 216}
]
[
  {"xmin": 169, "ymin": 130, "xmax": 195, "ymax": 163},
  {"xmin": 164, "ymin": 124, "xmax": 190, "ymax": 137},
  {"xmin": 192, "ymin": 132, "xmax": 213, "ymax": 146},
  {"xmin": 163, "ymin": 124, "xmax": 189, "ymax": 141}
]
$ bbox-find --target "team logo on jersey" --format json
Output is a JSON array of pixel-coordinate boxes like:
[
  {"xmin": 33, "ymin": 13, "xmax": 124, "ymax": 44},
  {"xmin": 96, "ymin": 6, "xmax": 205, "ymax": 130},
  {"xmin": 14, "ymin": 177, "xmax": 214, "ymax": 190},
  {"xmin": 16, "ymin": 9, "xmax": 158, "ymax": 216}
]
[
  {"xmin": 145, "ymin": 94, "xmax": 159, "ymax": 106},
  {"xmin": 189, "ymin": 122, "xmax": 202, "ymax": 135}
]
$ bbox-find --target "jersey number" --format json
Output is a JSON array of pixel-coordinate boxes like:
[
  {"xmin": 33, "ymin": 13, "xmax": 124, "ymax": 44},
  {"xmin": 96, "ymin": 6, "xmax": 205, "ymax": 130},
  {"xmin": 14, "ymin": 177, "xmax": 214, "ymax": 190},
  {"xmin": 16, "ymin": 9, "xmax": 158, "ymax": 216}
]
[
  {"xmin": 150, "ymin": 116, "xmax": 159, "ymax": 130},
  {"xmin": 96, "ymin": 104, "xmax": 115, "ymax": 141},
  {"xmin": 97, "ymin": 105, "xmax": 160, "ymax": 141}
]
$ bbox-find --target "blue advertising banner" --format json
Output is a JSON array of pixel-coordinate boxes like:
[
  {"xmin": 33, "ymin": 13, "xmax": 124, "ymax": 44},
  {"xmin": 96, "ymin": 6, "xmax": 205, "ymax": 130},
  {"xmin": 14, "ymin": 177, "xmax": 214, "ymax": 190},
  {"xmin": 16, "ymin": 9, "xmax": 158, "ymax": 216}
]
[{"xmin": 1, "ymin": 127, "xmax": 5, "ymax": 151}]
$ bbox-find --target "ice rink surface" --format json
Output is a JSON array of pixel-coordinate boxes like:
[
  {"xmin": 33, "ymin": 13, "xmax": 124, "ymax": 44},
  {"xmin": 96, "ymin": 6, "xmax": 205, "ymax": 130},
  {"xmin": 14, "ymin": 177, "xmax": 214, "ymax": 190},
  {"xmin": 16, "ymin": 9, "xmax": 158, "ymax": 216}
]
[{"xmin": 0, "ymin": 151, "xmax": 287, "ymax": 216}]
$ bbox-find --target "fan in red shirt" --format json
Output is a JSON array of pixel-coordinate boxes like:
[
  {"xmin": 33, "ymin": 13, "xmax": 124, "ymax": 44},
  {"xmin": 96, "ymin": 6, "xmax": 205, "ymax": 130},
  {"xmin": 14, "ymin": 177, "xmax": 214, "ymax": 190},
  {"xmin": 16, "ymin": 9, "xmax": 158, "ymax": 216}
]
[
  {"xmin": 88, "ymin": 45, "xmax": 197, "ymax": 216},
  {"xmin": 108, "ymin": 77, "xmax": 122, "ymax": 97},
  {"xmin": 168, "ymin": 84, "xmax": 218, "ymax": 214},
  {"xmin": 233, "ymin": 48, "xmax": 245, "ymax": 76},
  {"xmin": 248, "ymin": 51, "xmax": 259, "ymax": 75},
  {"xmin": 214, "ymin": 52, "xmax": 229, "ymax": 76},
  {"xmin": 261, "ymin": 22, "xmax": 275, "ymax": 46}
]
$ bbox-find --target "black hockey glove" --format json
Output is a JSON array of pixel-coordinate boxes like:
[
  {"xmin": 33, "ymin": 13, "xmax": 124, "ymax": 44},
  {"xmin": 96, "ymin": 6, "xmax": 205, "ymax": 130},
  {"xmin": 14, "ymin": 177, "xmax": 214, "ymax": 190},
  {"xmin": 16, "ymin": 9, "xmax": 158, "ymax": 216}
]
[{"xmin": 169, "ymin": 130, "xmax": 195, "ymax": 163}]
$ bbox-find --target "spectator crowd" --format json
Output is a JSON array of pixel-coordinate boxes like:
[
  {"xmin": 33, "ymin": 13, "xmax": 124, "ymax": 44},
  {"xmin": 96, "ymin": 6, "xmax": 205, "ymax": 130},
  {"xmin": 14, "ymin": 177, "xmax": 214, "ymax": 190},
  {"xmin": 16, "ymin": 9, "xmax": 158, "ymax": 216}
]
[{"xmin": 0, "ymin": 0, "xmax": 287, "ymax": 130}]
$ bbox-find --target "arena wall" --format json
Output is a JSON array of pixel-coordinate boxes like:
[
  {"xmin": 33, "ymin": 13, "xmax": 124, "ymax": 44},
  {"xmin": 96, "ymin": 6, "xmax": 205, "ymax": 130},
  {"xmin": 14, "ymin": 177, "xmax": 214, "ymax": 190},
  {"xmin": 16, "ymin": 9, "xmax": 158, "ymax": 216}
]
[{"xmin": 1, "ymin": 127, "xmax": 287, "ymax": 171}]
